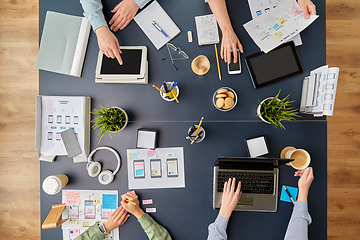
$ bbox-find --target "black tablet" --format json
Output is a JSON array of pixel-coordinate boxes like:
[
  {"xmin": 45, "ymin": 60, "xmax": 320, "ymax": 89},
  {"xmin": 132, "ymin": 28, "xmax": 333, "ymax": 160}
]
[{"xmin": 245, "ymin": 41, "xmax": 303, "ymax": 88}]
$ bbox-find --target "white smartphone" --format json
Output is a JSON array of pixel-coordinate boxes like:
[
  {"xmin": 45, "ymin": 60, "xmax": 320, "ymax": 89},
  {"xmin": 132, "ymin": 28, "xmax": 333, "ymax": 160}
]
[{"xmin": 228, "ymin": 50, "xmax": 241, "ymax": 74}]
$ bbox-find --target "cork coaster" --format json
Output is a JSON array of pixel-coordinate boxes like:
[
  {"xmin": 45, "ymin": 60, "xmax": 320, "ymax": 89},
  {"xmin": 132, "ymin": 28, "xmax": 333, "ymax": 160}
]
[{"xmin": 280, "ymin": 146, "xmax": 296, "ymax": 166}]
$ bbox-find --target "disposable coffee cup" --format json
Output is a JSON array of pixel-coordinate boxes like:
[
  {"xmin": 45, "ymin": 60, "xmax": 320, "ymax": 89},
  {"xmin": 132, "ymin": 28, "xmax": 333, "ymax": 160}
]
[
  {"xmin": 187, "ymin": 125, "xmax": 206, "ymax": 143},
  {"xmin": 160, "ymin": 82, "xmax": 179, "ymax": 102},
  {"xmin": 42, "ymin": 174, "xmax": 69, "ymax": 195},
  {"xmin": 285, "ymin": 149, "xmax": 311, "ymax": 170}
]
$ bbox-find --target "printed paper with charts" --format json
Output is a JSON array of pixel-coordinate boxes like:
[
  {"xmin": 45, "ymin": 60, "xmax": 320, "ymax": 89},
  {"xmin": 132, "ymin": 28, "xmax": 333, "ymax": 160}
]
[
  {"xmin": 243, "ymin": 0, "xmax": 318, "ymax": 53},
  {"xmin": 127, "ymin": 147, "xmax": 185, "ymax": 189},
  {"xmin": 61, "ymin": 190, "xmax": 119, "ymax": 240}
]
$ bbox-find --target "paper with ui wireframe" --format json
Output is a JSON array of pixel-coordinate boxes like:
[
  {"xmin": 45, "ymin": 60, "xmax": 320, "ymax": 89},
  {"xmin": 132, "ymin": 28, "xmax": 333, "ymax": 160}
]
[
  {"xmin": 65, "ymin": 191, "xmax": 80, "ymax": 206},
  {"xmin": 195, "ymin": 14, "xmax": 220, "ymax": 46},
  {"xmin": 243, "ymin": 0, "xmax": 318, "ymax": 53},
  {"xmin": 247, "ymin": 0, "xmax": 302, "ymax": 46},
  {"xmin": 134, "ymin": 0, "xmax": 180, "ymax": 50},
  {"xmin": 280, "ymin": 185, "xmax": 298, "ymax": 203}
]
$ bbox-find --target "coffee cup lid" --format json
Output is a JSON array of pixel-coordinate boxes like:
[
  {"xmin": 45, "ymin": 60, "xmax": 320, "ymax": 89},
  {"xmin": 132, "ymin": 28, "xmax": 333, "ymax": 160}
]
[
  {"xmin": 42, "ymin": 176, "xmax": 61, "ymax": 195},
  {"xmin": 191, "ymin": 55, "xmax": 210, "ymax": 75}
]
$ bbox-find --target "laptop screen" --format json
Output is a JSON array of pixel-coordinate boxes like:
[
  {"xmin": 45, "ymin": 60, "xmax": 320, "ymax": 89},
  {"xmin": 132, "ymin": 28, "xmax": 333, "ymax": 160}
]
[{"xmin": 216, "ymin": 157, "xmax": 293, "ymax": 171}]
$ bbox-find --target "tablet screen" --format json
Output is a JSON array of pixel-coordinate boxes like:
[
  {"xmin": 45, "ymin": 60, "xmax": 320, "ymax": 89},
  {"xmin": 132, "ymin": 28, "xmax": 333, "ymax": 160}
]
[
  {"xmin": 245, "ymin": 41, "xmax": 303, "ymax": 88},
  {"xmin": 100, "ymin": 49, "xmax": 142, "ymax": 75}
]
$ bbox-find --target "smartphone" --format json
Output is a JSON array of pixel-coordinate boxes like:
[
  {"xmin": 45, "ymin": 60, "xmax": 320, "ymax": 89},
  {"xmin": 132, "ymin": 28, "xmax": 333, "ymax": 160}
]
[
  {"xmin": 150, "ymin": 159, "xmax": 162, "ymax": 178},
  {"xmin": 167, "ymin": 158, "xmax": 178, "ymax": 177},
  {"xmin": 228, "ymin": 50, "xmax": 241, "ymax": 74},
  {"xmin": 134, "ymin": 160, "xmax": 145, "ymax": 178},
  {"xmin": 84, "ymin": 200, "xmax": 95, "ymax": 219}
]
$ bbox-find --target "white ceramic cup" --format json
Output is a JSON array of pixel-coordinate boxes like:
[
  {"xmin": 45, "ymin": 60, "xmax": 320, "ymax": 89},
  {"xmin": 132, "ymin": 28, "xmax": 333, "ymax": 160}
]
[
  {"xmin": 285, "ymin": 149, "xmax": 311, "ymax": 170},
  {"xmin": 42, "ymin": 174, "xmax": 69, "ymax": 195},
  {"xmin": 160, "ymin": 82, "xmax": 179, "ymax": 102},
  {"xmin": 187, "ymin": 125, "xmax": 205, "ymax": 143}
]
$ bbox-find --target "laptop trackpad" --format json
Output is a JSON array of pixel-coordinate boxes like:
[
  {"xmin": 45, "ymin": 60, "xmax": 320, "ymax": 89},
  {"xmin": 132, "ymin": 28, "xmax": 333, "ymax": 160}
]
[{"xmin": 237, "ymin": 197, "xmax": 254, "ymax": 206}]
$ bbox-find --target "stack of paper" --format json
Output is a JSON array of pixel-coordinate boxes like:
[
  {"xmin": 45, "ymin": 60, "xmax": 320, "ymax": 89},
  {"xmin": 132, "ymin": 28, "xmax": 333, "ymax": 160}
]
[
  {"xmin": 300, "ymin": 65, "xmax": 340, "ymax": 117},
  {"xmin": 195, "ymin": 14, "xmax": 220, "ymax": 46}
]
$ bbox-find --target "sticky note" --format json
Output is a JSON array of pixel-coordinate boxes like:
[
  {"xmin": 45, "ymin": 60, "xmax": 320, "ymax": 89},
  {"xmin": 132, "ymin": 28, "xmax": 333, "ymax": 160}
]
[
  {"xmin": 102, "ymin": 194, "xmax": 117, "ymax": 209},
  {"xmin": 82, "ymin": 220, "xmax": 92, "ymax": 228},
  {"xmin": 272, "ymin": 31, "xmax": 284, "ymax": 40},
  {"xmin": 69, "ymin": 217, "xmax": 78, "ymax": 225},
  {"xmin": 93, "ymin": 197, "xmax": 102, "ymax": 205},
  {"xmin": 280, "ymin": 185, "xmax": 298, "ymax": 203},
  {"xmin": 143, "ymin": 199, "xmax": 153, "ymax": 205},
  {"xmin": 65, "ymin": 191, "xmax": 80, "ymax": 206},
  {"xmin": 70, "ymin": 229, "xmax": 79, "ymax": 239},
  {"xmin": 146, "ymin": 208, "xmax": 156, "ymax": 213},
  {"xmin": 147, "ymin": 150, "xmax": 156, "ymax": 157},
  {"xmin": 292, "ymin": 10, "xmax": 301, "ymax": 15},
  {"xmin": 275, "ymin": 16, "xmax": 287, "ymax": 25},
  {"xmin": 130, "ymin": 152, "xmax": 138, "ymax": 160},
  {"xmin": 121, "ymin": 190, "xmax": 136, "ymax": 200}
]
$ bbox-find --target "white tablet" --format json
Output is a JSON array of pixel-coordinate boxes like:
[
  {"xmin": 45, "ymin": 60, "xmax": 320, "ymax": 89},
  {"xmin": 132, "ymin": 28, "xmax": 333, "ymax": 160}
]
[{"xmin": 95, "ymin": 46, "xmax": 148, "ymax": 83}]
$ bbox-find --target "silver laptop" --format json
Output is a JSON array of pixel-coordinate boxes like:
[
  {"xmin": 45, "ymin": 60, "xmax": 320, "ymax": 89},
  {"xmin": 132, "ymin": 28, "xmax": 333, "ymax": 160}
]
[{"xmin": 213, "ymin": 157, "xmax": 293, "ymax": 212}]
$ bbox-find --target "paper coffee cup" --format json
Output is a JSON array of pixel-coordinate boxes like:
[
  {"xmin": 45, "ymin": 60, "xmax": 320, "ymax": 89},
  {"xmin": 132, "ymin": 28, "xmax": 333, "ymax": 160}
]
[
  {"xmin": 285, "ymin": 149, "xmax": 311, "ymax": 170},
  {"xmin": 42, "ymin": 174, "xmax": 69, "ymax": 195}
]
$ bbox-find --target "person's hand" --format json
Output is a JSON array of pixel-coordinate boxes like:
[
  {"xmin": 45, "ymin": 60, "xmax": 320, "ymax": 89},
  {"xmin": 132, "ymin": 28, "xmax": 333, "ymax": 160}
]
[
  {"xmin": 298, "ymin": 0, "xmax": 316, "ymax": 20},
  {"xmin": 294, "ymin": 167, "xmax": 314, "ymax": 202},
  {"xmin": 109, "ymin": 0, "xmax": 139, "ymax": 32},
  {"xmin": 219, "ymin": 178, "xmax": 242, "ymax": 219},
  {"xmin": 103, "ymin": 206, "xmax": 130, "ymax": 233},
  {"xmin": 220, "ymin": 28, "xmax": 243, "ymax": 64},
  {"xmin": 95, "ymin": 26, "xmax": 123, "ymax": 65},
  {"xmin": 121, "ymin": 191, "xmax": 144, "ymax": 219}
]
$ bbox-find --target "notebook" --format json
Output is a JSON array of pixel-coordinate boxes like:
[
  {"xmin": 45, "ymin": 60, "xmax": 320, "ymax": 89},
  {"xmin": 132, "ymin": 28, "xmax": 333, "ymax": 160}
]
[
  {"xmin": 134, "ymin": 0, "xmax": 180, "ymax": 50},
  {"xmin": 213, "ymin": 157, "xmax": 293, "ymax": 212},
  {"xmin": 195, "ymin": 14, "xmax": 220, "ymax": 46},
  {"xmin": 36, "ymin": 11, "xmax": 91, "ymax": 77}
]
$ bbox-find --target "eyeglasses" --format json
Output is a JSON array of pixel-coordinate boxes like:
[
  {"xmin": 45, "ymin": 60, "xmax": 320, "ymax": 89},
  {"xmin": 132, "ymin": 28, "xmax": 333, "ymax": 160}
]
[{"xmin": 163, "ymin": 43, "xmax": 189, "ymax": 70}]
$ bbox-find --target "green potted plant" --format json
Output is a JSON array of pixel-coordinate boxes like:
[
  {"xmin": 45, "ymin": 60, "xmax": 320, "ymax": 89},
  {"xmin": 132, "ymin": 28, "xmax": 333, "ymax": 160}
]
[
  {"xmin": 256, "ymin": 90, "xmax": 299, "ymax": 129},
  {"xmin": 91, "ymin": 105, "xmax": 128, "ymax": 143}
]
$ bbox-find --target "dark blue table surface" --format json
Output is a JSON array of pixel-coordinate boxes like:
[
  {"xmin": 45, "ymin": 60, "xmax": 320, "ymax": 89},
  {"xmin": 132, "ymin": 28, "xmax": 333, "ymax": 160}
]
[{"xmin": 39, "ymin": 0, "xmax": 327, "ymax": 239}]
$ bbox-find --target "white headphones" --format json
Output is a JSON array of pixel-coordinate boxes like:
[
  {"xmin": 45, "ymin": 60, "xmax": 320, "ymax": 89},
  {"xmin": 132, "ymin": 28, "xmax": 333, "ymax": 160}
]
[{"xmin": 87, "ymin": 146, "xmax": 121, "ymax": 185}]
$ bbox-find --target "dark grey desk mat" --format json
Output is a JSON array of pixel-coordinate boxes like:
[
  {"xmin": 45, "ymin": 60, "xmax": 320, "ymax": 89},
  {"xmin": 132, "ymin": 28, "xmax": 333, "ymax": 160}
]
[
  {"xmin": 39, "ymin": 0, "xmax": 327, "ymax": 239},
  {"xmin": 41, "ymin": 121, "xmax": 327, "ymax": 240},
  {"xmin": 39, "ymin": 0, "xmax": 326, "ymax": 122}
]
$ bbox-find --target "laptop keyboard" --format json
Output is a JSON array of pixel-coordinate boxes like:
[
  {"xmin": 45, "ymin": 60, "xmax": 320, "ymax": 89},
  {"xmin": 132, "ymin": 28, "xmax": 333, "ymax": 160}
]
[{"xmin": 217, "ymin": 171, "xmax": 274, "ymax": 194}]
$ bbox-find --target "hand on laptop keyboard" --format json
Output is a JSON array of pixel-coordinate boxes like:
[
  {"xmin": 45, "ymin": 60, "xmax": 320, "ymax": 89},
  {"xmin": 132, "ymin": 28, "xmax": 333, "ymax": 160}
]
[{"xmin": 219, "ymin": 178, "xmax": 242, "ymax": 219}]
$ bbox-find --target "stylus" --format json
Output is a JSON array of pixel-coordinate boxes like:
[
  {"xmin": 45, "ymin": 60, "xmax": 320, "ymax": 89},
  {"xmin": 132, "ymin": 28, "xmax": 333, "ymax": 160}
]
[
  {"xmin": 283, "ymin": 186, "xmax": 295, "ymax": 205},
  {"xmin": 152, "ymin": 21, "xmax": 169, "ymax": 39}
]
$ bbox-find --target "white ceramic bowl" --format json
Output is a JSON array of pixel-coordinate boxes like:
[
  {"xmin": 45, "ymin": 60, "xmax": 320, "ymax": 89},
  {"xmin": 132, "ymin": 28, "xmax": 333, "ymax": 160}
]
[{"xmin": 212, "ymin": 87, "xmax": 238, "ymax": 112}]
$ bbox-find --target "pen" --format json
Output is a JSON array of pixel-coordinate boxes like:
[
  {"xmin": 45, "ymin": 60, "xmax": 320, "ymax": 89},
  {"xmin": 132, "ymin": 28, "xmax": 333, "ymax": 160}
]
[
  {"xmin": 152, "ymin": 85, "xmax": 165, "ymax": 93},
  {"xmin": 283, "ymin": 186, "xmax": 295, "ymax": 205},
  {"xmin": 163, "ymin": 81, "xmax": 169, "ymax": 92},
  {"xmin": 152, "ymin": 21, "xmax": 169, "ymax": 39},
  {"xmin": 168, "ymin": 82, "xmax": 178, "ymax": 92},
  {"xmin": 125, "ymin": 199, "xmax": 136, "ymax": 205},
  {"xmin": 215, "ymin": 44, "xmax": 221, "ymax": 81},
  {"xmin": 194, "ymin": 117, "xmax": 204, "ymax": 137},
  {"xmin": 171, "ymin": 90, "xmax": 179, "ymax": 103}
]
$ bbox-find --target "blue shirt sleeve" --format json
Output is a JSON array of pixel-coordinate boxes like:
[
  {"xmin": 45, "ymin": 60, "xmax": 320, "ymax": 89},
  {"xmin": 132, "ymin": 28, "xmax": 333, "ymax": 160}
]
[
  {"xmin": 284, "ymin": 201, "xmax": 312, "ymax": 240},
  {"xmin": 134, "ymin": 0, "xmax": 152, "ymax": 9},
  {"xmin": 207, "ymin": 215, "xmax": 229, "ymax": 240},
  {"xmin": 80, "ymin": 0, "xmax": 108, "ymax": 31}
]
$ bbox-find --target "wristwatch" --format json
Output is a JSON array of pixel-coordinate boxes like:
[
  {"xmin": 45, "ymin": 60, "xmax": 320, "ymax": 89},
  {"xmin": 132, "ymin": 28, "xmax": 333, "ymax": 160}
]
[{"xmin": 98, "ymin": 223, "xmax": 108, "ymax": 234}]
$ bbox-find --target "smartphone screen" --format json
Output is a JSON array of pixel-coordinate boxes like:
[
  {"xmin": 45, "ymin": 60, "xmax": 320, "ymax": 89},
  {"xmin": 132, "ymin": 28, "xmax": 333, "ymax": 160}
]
[
  {"xmin": 228, "ymin": 50, "xmax": 241, "ymax": 74},
  {"xmin": 167, "ymin": 158, "xmax": 178, "ymax": 177},
  {"xmin": 134, "ymin": 160, "xmax": 145, "ymax": 178},
  {"xmin": 150, "ymin": 159, "xmax": 162, "ymax": 178}
]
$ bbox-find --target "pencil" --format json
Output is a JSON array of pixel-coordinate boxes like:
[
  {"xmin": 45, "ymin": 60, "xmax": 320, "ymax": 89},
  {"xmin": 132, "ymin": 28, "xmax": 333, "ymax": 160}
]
[
  {"xmin": 125, "ymin": 199, "xmax": 136, "ymax": 205},
  {"xmin": 215, "ymin": 44, "xmax": 221, "ymax": 81},
  {"xmin": 194, "ymin": 117, "xmax": 204, "ymax": 137},
  {"xmin": 152, "ymin": 85, "xmax": 165, "ymax": 94},
  {"xmin": 171, "ymin": 90, "xmax": 179, "ymax": 103}
]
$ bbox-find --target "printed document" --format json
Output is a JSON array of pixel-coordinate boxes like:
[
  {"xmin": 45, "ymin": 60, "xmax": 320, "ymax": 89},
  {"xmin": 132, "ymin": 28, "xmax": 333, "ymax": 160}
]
[{"xmin": 243, "ymin": 0, "xmax": 318, "ymax": 53}]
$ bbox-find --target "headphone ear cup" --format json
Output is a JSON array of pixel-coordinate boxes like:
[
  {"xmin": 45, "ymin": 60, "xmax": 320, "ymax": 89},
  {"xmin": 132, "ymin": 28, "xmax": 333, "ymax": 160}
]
[
  {"xmin": 98, "ymin": 170, "xmax": 114, "ymax": 185},
  {"xmin": 87, "ymin": 162, "xmax": 102, "ymax": 177}
]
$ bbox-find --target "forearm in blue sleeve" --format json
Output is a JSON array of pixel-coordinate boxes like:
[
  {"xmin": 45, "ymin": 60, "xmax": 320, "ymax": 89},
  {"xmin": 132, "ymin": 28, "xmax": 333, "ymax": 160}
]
[
  {"xmin": 207, "ymin": 215, "xmax": 229, "ymax": 240},
  {"xmin": 80, "ymin": 0, "xmax": 107, "ymax": 31},
  {"xmin": 284, "ymin": 201, "xmax": 312, "ymax": 240},
  {"xmin": 134, "ymin": 0, "xmax": 152, "ymax": 9}
]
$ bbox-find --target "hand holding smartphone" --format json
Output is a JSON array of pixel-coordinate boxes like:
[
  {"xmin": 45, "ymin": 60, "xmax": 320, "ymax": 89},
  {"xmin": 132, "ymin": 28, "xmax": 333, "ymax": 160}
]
[{"xmin": 228, "ymin": 50, "xmax": 241, "ymax": 74}]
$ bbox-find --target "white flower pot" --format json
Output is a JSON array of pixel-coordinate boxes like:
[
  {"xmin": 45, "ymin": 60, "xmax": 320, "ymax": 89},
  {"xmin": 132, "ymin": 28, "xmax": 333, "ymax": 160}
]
[
  {"xmin": 257, "ymin": 97, "xmax": 279, "ymax": 124},
  {"xmin": 109, "ymin": 106, "xmax": 128, "ymax": 133}
]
